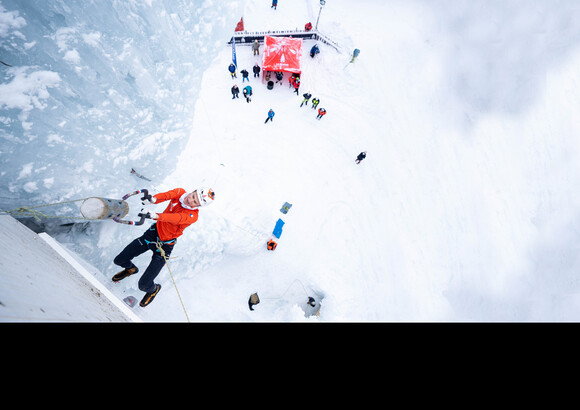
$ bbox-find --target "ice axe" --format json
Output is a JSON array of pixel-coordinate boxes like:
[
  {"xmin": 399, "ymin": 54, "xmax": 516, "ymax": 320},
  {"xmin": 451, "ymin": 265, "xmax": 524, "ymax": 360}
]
[{"xmin": 112, "ymin": 189, "xmax": 152, "ymax": 225}]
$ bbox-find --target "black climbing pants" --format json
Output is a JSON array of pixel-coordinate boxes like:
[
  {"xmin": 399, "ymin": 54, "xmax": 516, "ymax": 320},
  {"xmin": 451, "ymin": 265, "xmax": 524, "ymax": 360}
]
[{"xmin": 114, "ymin": 224, "xmax": 175, "ymax": 293}]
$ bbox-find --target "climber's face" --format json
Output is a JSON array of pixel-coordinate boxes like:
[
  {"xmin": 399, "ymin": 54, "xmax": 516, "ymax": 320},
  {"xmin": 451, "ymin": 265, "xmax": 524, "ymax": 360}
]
[{"xmin": 184, "ymin": 191, "xmax": 200, "ymax": 208}]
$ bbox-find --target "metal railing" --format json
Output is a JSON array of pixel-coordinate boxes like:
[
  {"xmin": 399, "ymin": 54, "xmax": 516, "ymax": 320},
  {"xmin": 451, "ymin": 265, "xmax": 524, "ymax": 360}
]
[{"xmin": 228, "ymin": 29, "xmax": 342, "ymax": 53}]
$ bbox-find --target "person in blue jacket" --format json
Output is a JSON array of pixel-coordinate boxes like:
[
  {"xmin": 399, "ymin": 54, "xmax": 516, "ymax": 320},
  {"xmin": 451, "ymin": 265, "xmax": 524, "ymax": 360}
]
[
  {"xmin": 228, "ymin": 63, "xmax": 237, "ymax": 78},
  {"xmin": 310, "ymin": 44, "xmax": 320, "ymax": 58},
  {"xmin": 264, "ymin": 109, "xmax": 275, "ymax": 123},
  {"xmin": 243, "ymin": 85, "xmax": 252, "ymax": 102},
  {"xmin": 271, "ymin": 0, "xmax": 278, "ymax": 10}
]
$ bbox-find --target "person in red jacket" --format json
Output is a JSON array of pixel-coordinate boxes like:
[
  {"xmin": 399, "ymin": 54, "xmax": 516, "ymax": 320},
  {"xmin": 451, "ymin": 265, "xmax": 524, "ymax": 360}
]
[
  {"xmin": 112, "ymin": 187, "xmax": 215, "ymax": 307},
  {"xmin": 316, "ymin": 107, "xmax": 327, "ymax": 119},
  {"xmin": 292, "ymin": 76, "xmax": 300, "ymax": 95}
]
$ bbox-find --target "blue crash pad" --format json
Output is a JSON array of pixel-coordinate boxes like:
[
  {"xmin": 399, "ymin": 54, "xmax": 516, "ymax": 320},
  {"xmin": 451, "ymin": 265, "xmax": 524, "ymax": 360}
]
[{"xmin": 272, "ymin": 218, "xmax": 285, "ymax": 239}]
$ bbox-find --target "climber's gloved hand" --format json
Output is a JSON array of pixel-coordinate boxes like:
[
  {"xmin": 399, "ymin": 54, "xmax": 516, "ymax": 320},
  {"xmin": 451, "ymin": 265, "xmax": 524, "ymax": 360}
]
[
  {"xmin": 141, "ymin": 193, "xmax": 155, "ymax": 205},
  {"xmin": 140, "ymin": 209, "xmax": 159, "ymax": 220}
]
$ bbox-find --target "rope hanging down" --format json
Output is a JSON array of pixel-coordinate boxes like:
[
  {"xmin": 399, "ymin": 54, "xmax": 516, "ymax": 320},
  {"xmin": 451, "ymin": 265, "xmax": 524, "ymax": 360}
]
[{"xmin": 154, "ymin": 240, "xmax": 191, "ymax": 323}]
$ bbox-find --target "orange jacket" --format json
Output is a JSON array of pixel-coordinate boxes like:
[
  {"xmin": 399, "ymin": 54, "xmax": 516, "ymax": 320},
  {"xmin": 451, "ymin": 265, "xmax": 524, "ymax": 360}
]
[{"xmin": 153, "ymin": 188, "xmax": 199, "ymax": 241}]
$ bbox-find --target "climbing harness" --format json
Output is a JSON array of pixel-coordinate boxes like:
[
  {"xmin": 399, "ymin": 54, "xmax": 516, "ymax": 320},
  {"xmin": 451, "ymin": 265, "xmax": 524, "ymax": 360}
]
[{"xmin": 144, "ymin": 237, "xmax": 176, "ymax": 249}]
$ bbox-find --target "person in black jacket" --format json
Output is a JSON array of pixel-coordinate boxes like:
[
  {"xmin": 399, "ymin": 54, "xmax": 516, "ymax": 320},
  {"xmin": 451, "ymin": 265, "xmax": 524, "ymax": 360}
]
[
  {"xmin": 253, "ymin": 63, "xmax": 261, "ymax": 78},
  {"xmin": 275, "ymin": 71, "xmax": 283, "ymax": 85},
  {"xmin": 355, "ymin": 151, "xmax": 367, "ymax": 164},
  {"xmin": 231, "ymin": 84, "xmax": 239, "ymax": 99},
  {"xmin": 241, "ymin": 69, "xmax": 249, "ymax": 82},
  {"xmin": 300, "ymin": 92, "xmax": 312, "ymax": 107}
]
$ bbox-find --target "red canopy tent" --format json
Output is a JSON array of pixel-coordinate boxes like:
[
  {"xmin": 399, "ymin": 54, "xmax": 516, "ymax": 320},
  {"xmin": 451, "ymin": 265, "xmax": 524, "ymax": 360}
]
[{"xmin": 261, "ymin": 35, "xmax": 303, "ymax": 74}]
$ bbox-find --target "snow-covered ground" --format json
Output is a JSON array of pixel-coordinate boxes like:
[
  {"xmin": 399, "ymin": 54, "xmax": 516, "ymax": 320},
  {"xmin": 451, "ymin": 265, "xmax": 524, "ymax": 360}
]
[{"xmin": 4, "ymin": 0, "xmax": 580, "ymax": 321}]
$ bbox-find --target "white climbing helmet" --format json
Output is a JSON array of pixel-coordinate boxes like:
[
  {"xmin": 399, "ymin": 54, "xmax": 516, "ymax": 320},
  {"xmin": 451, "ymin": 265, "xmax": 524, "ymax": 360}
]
[{"xmin": 196, "ymin": 187, "xmax": 215, "ymax": 206}]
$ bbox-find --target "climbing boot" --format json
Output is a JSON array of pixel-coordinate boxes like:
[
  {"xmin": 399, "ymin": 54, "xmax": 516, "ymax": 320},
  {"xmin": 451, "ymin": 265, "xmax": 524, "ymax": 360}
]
[
  {"xmin": 140, "ymin": 284, "xmax": 161, "ymax": 307},
  {"xmin": 112, "ymin": 266, "xmax": 139, "ymax": 283}
]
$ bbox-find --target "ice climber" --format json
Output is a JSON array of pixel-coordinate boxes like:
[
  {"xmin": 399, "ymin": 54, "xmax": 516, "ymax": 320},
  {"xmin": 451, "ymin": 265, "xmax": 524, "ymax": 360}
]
[{"xmin": 112, "ymin": 187, "xmax": 215, "ymax": 307}]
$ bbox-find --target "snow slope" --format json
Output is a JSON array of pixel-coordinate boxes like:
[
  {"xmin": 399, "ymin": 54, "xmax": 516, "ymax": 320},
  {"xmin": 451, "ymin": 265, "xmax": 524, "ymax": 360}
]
[{"xmin": 4, "ymin": 0, "xmax": 580, "ymax": 322}]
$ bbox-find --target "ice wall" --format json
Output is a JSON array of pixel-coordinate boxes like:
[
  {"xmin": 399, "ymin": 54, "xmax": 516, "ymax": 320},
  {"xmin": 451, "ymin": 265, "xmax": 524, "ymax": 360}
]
[
  {"xmin": 0, "ymin": 215, "xmax": 141, "ymax": 321},
  {"xmin": 0, "ymin": 0, "xmax": 243, "ymax": 213}
]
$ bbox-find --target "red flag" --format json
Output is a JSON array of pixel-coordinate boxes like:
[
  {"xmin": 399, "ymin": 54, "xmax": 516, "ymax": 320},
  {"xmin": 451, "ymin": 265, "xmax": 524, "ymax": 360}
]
[{"xmin": 235, "ymin": 17, "xmax": 244, "ymax": 32}]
